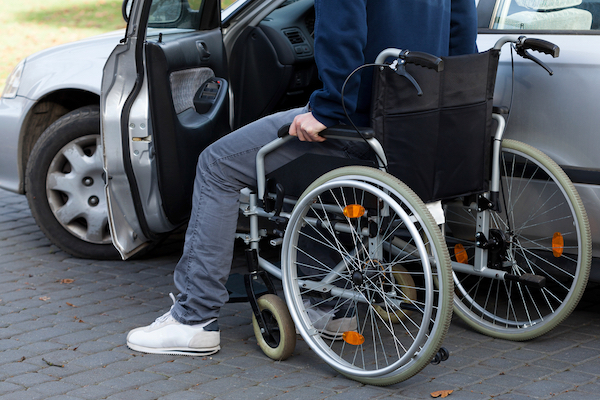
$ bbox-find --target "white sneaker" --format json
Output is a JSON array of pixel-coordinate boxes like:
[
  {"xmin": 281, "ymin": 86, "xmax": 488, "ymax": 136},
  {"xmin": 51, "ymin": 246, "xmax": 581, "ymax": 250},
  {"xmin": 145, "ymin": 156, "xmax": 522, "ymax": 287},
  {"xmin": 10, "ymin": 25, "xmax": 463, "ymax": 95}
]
[
  {"xmin": 304, "ymin": 301, "xmax": 357, "ymax": 341},
  {"xmin": 127, "ymin": 294, "xmax": 220, "ymax": 356}
]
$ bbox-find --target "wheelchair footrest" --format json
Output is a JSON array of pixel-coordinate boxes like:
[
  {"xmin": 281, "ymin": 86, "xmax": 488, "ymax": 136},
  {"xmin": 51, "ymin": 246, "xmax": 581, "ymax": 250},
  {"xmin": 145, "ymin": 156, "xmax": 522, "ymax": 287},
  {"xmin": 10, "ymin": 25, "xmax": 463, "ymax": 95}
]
[{"xmin": 505, "ymin": 273, "xmax": 546, "ymax": 289}]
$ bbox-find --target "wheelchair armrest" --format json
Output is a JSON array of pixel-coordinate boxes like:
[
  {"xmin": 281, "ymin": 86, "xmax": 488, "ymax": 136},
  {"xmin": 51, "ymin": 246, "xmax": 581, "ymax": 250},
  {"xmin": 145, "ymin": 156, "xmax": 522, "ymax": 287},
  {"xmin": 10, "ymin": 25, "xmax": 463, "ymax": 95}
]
[
  {"xmin": 277, "ymin": 124, "xmax": 374, "ymax": 140},
  {"xmin": 321, "ymin": 125, "xmax": 374, "ymax": 140}
]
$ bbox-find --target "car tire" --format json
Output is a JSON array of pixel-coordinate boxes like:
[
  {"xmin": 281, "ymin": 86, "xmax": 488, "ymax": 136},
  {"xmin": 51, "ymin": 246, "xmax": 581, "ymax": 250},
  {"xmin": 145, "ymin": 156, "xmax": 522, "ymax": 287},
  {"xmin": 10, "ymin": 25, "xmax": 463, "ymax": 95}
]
[{"xmin": 25, "ymin": 105, "xmax": 120, "ymax": 260}]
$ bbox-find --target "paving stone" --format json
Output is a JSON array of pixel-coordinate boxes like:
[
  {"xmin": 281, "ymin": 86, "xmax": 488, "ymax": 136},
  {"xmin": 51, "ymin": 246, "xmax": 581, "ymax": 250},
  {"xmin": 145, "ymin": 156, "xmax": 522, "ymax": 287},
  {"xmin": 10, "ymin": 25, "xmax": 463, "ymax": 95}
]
[
  {"xmin": 66, "ymin": 385, "xmax": 118, "ymax": 400},
  {"xmin": 219, "ymin": 384, "xmax": 285, "ymax": 399},
  {"xmin": 549, "ymin": 345, "xmax": 600, "ymax": 364},
  {"xmin": 61, "ymin": 368, "xmax": 126, "ymax": 386},
  {"xmin": 0, "ymin": 381, "xmax": 24, "ymax": 395},
  {"xmin": 99, "ymin": 371, "xmax": 167, "ymax": 391},
  {"xmin": 5, "ymin": 372, "xmax": 57, "ymax": 387},
  {"xmin": 434, "ymin": 371, "xmax": 485, "ymax": 387},
  {"xmin": 188, "ymin": 375, "xmax": 256, "ymax": 395},
  {"xmin": 69, "ymin": 351, "xmax": 131, "ymax": 368},
  {"xmin": 105, "ymin": 388, "xmax": 161, "ymax": 400},
  {"xmin": 136, "ymin": 378, "xmax": 194, "ymax": 395},
  {"xmin": 269, "ymin": 385, "xmax": 335, "ymax": 399},
  {"xmin": 0, "ymin": 389, "xmax": 48, "ymax": 400},
  {"xmin": 0, "ymin": 362, "xmax": 40, "ymax": 379},
  {"xmin": 462, "ymin": 382, "xmax": 507, "ymax": 397},
  {"xmin": 514, "ymin": 380, "xmax": 575, "ymax": 398},
  {"xmin": 25, "ymin": 380, "xmax": 78, "ymax": 396},
  {"xmin": 158, "ymin": 390, "xmax": 213, "ymax": 400}
]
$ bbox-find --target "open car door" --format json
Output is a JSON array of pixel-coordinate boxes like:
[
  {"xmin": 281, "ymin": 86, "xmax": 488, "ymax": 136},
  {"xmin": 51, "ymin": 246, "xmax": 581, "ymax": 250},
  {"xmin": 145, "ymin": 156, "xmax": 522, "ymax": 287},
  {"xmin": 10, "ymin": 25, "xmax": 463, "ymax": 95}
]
[{"xmin": 102, "ymin": 0, "xmax": 230, "ymax": 259}]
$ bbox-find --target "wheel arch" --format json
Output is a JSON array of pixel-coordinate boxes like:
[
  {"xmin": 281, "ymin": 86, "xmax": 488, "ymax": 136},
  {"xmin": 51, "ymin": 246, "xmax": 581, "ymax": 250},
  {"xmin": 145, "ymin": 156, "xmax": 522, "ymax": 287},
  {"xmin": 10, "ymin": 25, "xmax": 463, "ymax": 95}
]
[{"xmin": 18, "ymin": 89, "xmax": 100, "ymax": 193}]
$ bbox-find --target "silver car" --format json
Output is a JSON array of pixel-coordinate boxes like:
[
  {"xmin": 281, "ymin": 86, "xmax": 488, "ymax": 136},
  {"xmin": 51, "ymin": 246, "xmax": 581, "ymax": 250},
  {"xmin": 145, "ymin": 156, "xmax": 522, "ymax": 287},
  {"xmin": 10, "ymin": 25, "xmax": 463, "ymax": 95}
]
[{"xmin": 1, "ymin": 0, "xmax": 599, "ymax": 271}]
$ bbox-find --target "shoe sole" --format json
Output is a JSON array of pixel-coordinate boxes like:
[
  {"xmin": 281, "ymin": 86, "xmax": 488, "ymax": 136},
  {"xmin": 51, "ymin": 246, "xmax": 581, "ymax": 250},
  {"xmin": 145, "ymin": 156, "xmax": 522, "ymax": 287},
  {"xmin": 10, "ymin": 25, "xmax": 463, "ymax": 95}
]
[{"xmin": 127, "ymin": 342, "xmax": 220, "ymax": 356}]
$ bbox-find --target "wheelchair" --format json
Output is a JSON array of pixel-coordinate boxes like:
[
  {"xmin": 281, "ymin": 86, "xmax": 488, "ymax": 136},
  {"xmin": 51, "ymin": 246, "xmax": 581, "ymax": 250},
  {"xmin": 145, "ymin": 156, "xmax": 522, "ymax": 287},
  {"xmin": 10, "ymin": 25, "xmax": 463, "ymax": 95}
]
[{"xmin": 237, "ymin": 36, "xmax": 592, "ymax": 386}]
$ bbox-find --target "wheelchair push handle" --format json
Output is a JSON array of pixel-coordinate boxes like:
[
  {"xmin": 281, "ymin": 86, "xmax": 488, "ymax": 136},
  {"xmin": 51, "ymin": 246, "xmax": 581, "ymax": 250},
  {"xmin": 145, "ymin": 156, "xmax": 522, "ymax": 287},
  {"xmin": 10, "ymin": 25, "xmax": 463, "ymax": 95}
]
[
  {"xmin": 493, "ymin": 35, "xmax": 559, "ymax": 75},
  {"xmin": 518, "ymin": 37, "xmax": 560, "ymax": 58},
  {"xmin": 375, "ymin": 48, "xmax": 444, "ymax": 72},
  {"xmin": 401, "ymin": 50, "xmax": 445, "ymax": 72}
]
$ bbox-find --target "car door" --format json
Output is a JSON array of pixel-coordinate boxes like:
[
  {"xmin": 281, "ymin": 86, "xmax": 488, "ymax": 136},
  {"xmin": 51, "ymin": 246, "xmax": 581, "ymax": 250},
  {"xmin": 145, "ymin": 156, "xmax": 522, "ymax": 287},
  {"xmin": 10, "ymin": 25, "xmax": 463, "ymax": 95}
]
[{"xmin": 102, "ymin": 0, "xmax": 230, "ymax": 259}]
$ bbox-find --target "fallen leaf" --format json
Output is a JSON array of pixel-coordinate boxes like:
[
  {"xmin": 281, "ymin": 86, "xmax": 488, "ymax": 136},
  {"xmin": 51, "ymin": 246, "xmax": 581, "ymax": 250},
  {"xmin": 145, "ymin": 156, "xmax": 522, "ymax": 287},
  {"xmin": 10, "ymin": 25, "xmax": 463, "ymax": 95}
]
[
  {"xmin": 60, "ymin": 279, "xmax": 75, "ymax": 284},
  {"xmin": 39, "ymin": 296, "xmax": 50, "ymax": 301},
  {"xmin": 431, "ymin": 390, "xmax": 453, "ymax": 398},
  {"xmin": 42, "ymin": 358, "xmax": 64, "ymax": 368}
]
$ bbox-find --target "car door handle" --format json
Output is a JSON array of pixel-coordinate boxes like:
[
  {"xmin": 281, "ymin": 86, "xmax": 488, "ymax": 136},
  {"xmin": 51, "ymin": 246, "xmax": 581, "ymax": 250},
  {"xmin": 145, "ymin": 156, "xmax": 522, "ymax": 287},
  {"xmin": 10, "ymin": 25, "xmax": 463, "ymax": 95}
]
[{"xmin": 196, "ymin": 41, "xmax": 211, "ymax": 61}]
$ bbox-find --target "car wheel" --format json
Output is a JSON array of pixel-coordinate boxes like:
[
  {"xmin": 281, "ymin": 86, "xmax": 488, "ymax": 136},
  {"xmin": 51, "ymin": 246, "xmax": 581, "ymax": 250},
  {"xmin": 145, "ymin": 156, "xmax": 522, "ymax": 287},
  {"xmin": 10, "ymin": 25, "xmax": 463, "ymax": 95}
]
[{"xmin": 25, "ymin": 105, "xmax": 120, "ymax": 260}]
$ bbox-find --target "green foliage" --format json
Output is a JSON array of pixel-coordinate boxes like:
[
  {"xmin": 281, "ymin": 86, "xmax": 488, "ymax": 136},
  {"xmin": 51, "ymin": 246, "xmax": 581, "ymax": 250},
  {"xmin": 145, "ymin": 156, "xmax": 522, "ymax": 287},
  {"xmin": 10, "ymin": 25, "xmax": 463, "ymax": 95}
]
[{"xmin": 1, "ymin": 0, "xmax": 126, "ymax": 83}]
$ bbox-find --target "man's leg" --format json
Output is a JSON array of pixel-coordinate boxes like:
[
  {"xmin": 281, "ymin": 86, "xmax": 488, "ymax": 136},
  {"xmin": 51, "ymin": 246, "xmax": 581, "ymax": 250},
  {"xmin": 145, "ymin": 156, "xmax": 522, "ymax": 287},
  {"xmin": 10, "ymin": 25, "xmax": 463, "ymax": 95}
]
[{"xmin": 127, "ymin": 106, "xmax": 353, "ymax": 355}]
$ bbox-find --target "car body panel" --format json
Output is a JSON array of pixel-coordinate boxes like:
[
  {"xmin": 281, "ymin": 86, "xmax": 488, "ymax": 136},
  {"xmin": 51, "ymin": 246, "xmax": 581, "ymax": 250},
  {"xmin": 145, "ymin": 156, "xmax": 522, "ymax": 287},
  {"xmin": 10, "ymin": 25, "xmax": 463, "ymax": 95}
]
[
  {"xmin": 476, "ymin": 32, "xmax": 600, "ymax": 256},
  {"xmin": 0, "ymin": 31, "xmax": 125, "ymax": 194},
  {"xmin": 0, "ymin": 96, "xmax": 32, "ymax": 192},
  {"xmin": 19, "ymin": 31, "xmax": 125, "ymax": 100}
]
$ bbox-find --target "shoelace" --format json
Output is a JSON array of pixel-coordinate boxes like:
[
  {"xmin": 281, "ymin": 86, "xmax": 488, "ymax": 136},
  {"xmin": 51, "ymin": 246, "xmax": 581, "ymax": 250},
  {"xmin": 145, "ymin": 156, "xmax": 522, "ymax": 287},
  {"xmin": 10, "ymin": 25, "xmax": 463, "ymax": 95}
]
[{"xmin": 150, "ymin": 293, "xmax": 178, "ymax": 327}]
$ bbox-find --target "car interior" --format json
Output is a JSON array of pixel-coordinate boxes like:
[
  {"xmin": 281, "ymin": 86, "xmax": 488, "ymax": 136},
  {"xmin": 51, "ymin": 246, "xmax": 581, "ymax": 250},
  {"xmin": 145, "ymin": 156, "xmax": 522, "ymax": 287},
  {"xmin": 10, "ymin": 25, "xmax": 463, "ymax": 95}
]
[{"xmin": 141, "ymin": 0, "xmax": 320, "ymax": 228}]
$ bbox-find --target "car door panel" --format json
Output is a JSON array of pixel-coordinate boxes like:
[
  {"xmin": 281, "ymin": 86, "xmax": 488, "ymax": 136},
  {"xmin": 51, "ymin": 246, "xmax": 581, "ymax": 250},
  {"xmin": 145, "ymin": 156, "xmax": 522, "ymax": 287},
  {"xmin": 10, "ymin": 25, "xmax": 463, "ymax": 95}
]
[
  {"xmin": 102, "ymin": 0, "xmax": 228, "ymax": 259},
  {"xmin": 145, "ymin": 29, "xmax": 229, "ymax": 226}
]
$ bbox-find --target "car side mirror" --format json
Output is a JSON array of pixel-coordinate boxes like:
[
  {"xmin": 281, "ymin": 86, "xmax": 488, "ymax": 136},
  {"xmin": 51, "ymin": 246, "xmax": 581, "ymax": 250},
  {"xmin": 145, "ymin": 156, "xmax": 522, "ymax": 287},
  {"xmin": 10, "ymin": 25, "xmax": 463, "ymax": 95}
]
[{"xmin": 122, "ymin": 0, "xmax": 133, "ymax": 22}]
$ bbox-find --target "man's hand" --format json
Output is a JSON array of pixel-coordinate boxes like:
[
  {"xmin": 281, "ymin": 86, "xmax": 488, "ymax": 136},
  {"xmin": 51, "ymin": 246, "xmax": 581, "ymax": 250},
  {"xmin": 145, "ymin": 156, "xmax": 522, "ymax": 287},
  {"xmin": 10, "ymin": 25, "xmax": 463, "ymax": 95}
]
[{"xmin": 289, "ymin": 112, "xmax": 327, "ymax": 142}]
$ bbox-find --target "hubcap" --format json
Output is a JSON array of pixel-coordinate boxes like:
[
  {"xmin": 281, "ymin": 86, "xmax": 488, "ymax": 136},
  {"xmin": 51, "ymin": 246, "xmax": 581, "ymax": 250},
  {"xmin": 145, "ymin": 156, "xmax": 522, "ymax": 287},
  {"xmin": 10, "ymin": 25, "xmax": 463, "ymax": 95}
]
[{"xmin": 46, "ymin": 134, "xmax": 111, "ymax": 245}]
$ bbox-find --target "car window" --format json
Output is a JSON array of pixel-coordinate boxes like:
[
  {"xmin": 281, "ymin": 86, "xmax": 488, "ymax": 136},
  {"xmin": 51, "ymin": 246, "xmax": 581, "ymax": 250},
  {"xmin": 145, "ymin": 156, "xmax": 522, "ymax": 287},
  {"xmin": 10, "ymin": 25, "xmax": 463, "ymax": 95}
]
[{"xmin": 479, "ymin": 0, "xmax": 600, "ymax": 30}]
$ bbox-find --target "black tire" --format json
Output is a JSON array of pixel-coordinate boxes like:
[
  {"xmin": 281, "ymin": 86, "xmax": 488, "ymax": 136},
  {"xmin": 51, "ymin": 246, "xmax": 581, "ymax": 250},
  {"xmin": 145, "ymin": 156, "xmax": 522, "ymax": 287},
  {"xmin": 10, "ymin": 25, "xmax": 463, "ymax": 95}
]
[
  {"xmin": 252, "ymin": 294, "xmax": 296, "ymax": 361},
  {"xmin": 25, "ymin": 105, "xmax": 120, "ymax": 260}
]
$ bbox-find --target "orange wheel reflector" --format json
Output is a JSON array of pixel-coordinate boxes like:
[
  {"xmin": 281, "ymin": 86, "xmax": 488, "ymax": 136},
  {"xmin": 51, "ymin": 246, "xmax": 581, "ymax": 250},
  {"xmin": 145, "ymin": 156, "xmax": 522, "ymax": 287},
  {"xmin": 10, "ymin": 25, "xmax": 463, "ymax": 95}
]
[
  {"xmin": 342, "ymin": 331, "xmax": 365, "ymax": 346},
  {"xmin": 552, "ymin": 232, "xmax": 564, "ymax": 258},
  {"xmin": 454, "ymin": 243, "xmax": 468, "ymax": 264},
  {"xmin": 343, "ymin": 204, "xmax": 365, "ymax": 219}
]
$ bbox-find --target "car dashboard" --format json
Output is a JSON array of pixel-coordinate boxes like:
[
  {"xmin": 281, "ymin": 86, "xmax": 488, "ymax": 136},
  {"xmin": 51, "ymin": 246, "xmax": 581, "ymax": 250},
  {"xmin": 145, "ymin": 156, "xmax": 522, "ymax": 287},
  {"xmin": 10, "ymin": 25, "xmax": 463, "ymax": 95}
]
[{"xmin": 228, "ymin": 0, "xmax": 318, "ymax": 129}]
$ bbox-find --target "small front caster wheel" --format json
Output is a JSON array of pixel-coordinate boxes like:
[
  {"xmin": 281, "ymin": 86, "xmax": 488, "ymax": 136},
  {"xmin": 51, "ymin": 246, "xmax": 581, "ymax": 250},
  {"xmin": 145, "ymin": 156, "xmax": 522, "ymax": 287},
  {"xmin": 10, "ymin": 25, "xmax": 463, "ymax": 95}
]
[{"xmin": 252, "ymin": 294, "xmax": 296, "ymax": 361}]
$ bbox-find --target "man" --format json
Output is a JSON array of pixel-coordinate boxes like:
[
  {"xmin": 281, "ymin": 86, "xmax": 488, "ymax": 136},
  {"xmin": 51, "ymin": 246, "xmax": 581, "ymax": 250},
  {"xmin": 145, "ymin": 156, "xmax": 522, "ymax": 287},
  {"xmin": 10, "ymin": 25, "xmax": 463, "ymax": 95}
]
[{"xmin": 127, "ymin": 0, "xmax": 478, "ymax": 356}]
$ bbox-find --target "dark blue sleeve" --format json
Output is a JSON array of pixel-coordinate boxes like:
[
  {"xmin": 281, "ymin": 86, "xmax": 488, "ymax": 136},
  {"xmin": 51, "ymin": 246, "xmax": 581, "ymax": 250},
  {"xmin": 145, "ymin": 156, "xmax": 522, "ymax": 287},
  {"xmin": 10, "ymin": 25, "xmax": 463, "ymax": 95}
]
[
  {"xmin": 309, "ymin": 0, "xmax": 368, "ymax": 127},
  {"xmin": 450, "ymin": 0, "xmax": 478, "ymax": 55}
]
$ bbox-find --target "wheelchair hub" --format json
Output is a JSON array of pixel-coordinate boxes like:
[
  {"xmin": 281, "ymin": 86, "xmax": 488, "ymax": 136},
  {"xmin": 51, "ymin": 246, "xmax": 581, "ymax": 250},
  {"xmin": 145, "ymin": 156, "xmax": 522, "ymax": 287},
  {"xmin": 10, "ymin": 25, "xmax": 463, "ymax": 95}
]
[{"xmin": 476, "ymin": 229, "xmax": 510, "ymax": 269}]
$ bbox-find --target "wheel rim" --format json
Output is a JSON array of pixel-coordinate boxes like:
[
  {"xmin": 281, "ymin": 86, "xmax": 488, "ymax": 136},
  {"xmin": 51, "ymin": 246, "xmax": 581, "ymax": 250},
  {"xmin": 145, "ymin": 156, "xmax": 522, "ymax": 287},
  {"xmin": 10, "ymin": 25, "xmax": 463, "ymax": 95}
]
[
  {"xmin": 282, "ymin": 175, "xmax": 445, "ymax": 379},
  {"xmin": 446, "ymin": 141, "xmax": 589, "ymax": 336},
  {"xmin": 45, "ymin": 134, "xmax": 111, "ymax": 245}
]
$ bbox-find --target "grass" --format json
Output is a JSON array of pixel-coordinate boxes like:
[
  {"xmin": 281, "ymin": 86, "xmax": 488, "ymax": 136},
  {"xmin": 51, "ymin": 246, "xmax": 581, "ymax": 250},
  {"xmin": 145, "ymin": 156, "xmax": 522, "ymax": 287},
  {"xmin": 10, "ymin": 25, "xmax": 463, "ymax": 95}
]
[
  {"xmin": 0, "ymin": 0, "xmax": 236, "ymax": 85},
  {"xmin": 0, "ymin": 0, "xmax": 126, "ymax": 84}
]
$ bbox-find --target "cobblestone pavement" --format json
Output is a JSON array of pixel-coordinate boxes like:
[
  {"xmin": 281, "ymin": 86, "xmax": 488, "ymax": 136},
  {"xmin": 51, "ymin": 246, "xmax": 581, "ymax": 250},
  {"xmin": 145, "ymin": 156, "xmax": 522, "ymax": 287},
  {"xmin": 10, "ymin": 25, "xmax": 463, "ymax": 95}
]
[{"xmin": 1, "ymin": 187, "xmax": 600, "ymax": 400}]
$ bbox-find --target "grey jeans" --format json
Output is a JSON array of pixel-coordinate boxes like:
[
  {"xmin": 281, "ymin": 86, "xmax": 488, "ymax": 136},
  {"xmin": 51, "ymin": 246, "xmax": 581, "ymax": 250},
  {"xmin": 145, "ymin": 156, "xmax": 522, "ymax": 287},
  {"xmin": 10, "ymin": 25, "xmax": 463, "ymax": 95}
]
[{"xmin": 170, "ymin": 106, "xmax": 369, "ymax": 325}]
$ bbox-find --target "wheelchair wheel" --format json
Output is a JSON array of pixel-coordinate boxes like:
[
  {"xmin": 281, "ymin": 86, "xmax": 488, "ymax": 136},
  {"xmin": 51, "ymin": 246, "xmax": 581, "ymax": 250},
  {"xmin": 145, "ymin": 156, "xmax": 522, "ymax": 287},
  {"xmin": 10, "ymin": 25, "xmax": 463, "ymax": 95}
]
[
  {"xmin": 281, "ymin": 166, "xmax": 453, "ymax": 386},
  {"xmin": 445, "ymin": 139, "xmax": 591, "ymax": 340},
  {"xmin": 251, "ymin": 294, "xmax": 296, "ymax": 361}
]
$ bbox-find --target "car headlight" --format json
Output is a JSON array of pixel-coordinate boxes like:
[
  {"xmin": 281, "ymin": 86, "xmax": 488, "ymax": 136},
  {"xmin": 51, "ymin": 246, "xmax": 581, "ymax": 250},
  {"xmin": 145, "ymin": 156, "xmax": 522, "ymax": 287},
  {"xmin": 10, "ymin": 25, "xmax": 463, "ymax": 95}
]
[{"xmin": 2, "ymin": 60, "xmax": 25, "ymax": 99}]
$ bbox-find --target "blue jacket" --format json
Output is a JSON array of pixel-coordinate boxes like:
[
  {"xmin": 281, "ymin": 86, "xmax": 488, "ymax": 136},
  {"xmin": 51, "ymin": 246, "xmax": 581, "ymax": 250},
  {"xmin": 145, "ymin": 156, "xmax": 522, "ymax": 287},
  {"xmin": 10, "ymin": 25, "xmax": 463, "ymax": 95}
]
[{"xmin": 309, "ymin": 0, "xmax": 478, "ymax": 127}]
